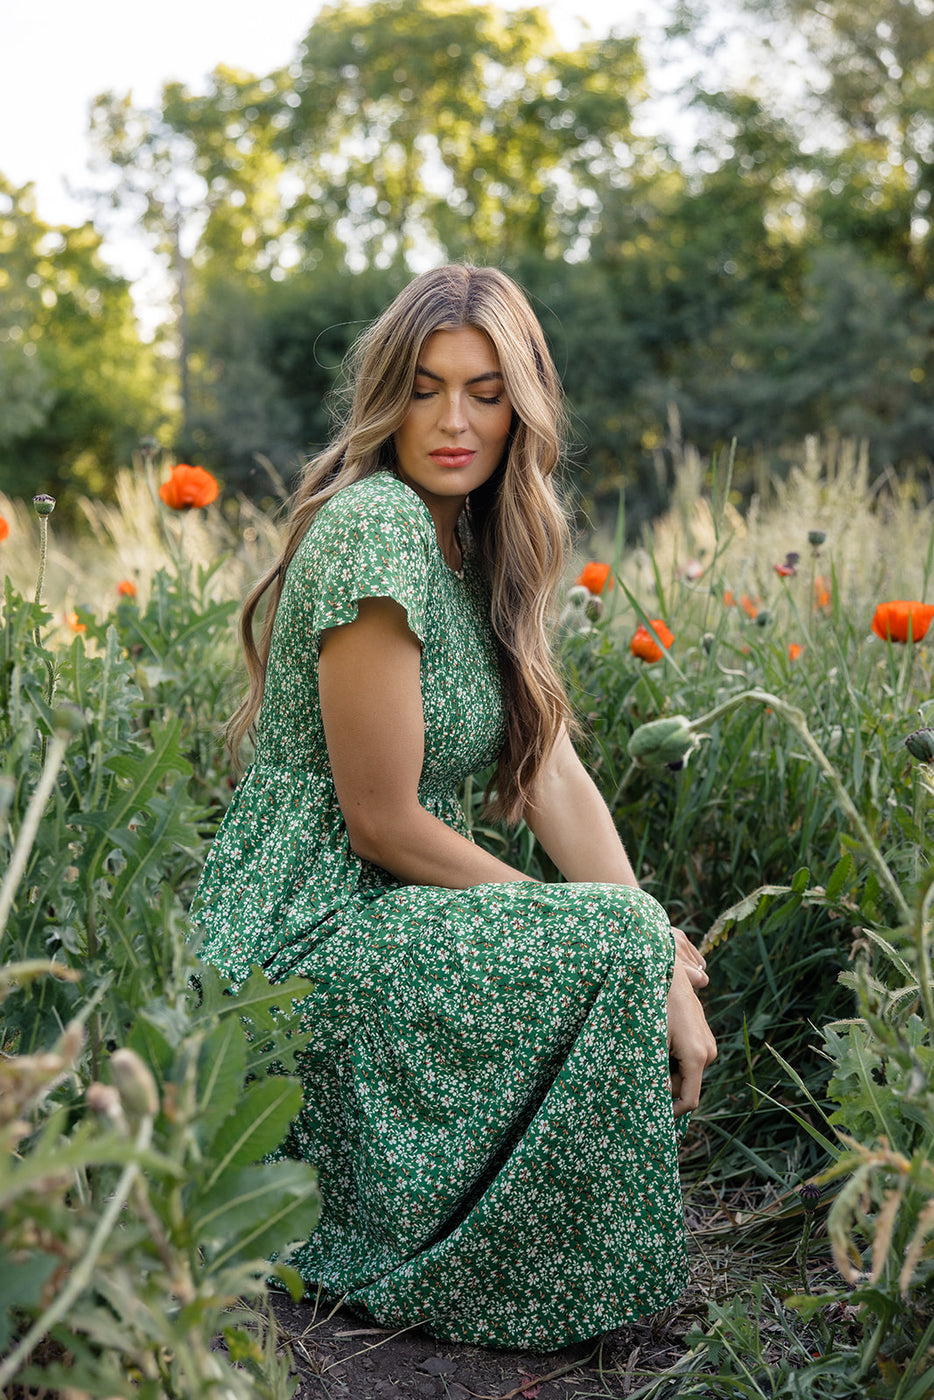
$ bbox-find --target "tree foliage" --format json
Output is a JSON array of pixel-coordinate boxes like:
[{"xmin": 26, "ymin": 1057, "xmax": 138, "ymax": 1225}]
[
  {"xmin": 0, "ymin": 176, "xmax": 166, "ymax": 505},
  {"xmin": 6, "ymin": 0, "xmax": 934, "ymax": 512}
]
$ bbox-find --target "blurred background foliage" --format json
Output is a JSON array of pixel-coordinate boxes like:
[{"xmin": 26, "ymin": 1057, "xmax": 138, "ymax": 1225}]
[{"xmin": 1, "ymin": 0, "xmax": 933, "ymax": 524}]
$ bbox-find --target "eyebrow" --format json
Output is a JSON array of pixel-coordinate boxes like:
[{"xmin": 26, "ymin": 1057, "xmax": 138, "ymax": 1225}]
[{"xmin": 414, "ymin": 364, "xmax": 504, "ymax": 386}]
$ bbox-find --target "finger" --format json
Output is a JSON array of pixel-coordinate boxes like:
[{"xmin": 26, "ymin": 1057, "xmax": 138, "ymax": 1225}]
[
  {"xmin": 672, "ymin": 928, "xmax": 706, "ymax": 970},
  {"xmin": 672, "ymin": 1057, "xmax": 705, "ymax": 1116}
]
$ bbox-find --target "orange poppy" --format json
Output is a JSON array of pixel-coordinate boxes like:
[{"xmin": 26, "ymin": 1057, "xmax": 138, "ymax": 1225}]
[
  {"xmin": 631, "ymin": 619, "xmax": 674, "ymax": 663},
  {"xmin": 740, "ymin": 594, "xmax": 759, "ymax": 619},
  {"xmin": 158, "ymin": 463, "xmax": 219, "ymax": 510},
  {"xmin": 788, "ymin": 642, "xmax": 803, "ymax": 661},
  {"xmin": 814, "ymin": 576, "xmax": 831, "ymax": 609},
  {"xmin": 871, "ymin": 600, "xmax": 934, "ymax": 643},
  {"xmin": 64, "ymin": 611, "xmax": 87, "ymax": 634},
  {"xmin": 0, "ymin": 515, "xmax": 9, "ymax": 542},
  {"xmin": 116, "ymin": 579, "xmax": 137, "ymax": 597},
  {"xmin": 575, "ymin": 562, "xmax": 613, "ymax": 595}
]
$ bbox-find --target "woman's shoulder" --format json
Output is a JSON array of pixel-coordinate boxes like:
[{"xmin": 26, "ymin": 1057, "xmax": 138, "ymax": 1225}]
[{"xmin": 312, "ymin": 471, "xmax": 433, "ymax": 544}]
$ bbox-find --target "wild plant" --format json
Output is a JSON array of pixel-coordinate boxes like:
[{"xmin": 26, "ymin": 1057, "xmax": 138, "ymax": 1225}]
[{"xmin": 0, "ymin": 495, "xmax": 318, "ymax": 1397}]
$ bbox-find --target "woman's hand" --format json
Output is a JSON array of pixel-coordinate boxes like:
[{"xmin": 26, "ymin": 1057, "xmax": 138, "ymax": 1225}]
[
  {"xmin": 671, "ymin": 926, "xmax": 708, "ymax": 989},
  {"xmin": 667, "ymin": 962, "xmax": 717, "ymax": 1117}
]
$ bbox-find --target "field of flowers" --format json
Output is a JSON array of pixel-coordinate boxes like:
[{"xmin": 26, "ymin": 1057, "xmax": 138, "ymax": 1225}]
[{"xmin": 1, "ymin": 437, "xmax": 932, "ymax": 1398}]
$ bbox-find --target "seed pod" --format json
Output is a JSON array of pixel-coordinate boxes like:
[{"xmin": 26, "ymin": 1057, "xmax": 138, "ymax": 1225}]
[
  {"xmin": 628, "ymin": 715, "xmax": 699, "ymax": 768},
  {"xmin": 32, "ymin": 495, "xmax": 56, "ymax": 516},
  {"xmin": 799, "ymin": 1182, "xmax": 821, "ymax": 1213},
  {"xmin": 905, "ymin": 727, "xmax": 934, "ymax": 763},
  {"xmin": 110, "ymin": 1048, "xmax": 159, "ymax": 1121}
]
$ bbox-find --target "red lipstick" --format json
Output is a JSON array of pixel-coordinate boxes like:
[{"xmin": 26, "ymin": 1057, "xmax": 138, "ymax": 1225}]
[{"xmin": 430, "ymin": 449, "xmax": 475, "ymax": 467}]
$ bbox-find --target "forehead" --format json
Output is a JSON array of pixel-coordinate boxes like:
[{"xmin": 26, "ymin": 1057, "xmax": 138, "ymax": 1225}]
[{"xmin": 416, "ymin": 325, "xmax": 502, "ymax": 374}]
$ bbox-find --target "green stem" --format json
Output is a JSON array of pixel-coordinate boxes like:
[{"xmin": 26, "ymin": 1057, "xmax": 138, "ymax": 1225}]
[
  {"xmin": 797, "ymin": 1214, "xmax": 813, "ymax": 1295},
  {"xmin": 0, "ymin": 731, "xmax": 68, "ymax": 941},
  {"xmin": 690, "ymin": 689, "xmax": 911, "ymax": 924},
  {"xmin": 915, "ymin": 877, "xmax": 934, "ymax": 1036},
  {"xmin": 32, "ymin": 512, "xmax": 56, "ymax": 761},
  {"xmin": 0, "ymin": 1115, "xmax": 153, "ymax": 1392},
  {"xmin": 86, "ymin": 896, "xmax": 101, "ymax": 1080},
  {"xmin": 857, "ymin": 1310, "xmax": 889, "ymax": 1383},
  {"xmin": 33, "ymin": 513, "xmax": 48, "ymax": 641}
]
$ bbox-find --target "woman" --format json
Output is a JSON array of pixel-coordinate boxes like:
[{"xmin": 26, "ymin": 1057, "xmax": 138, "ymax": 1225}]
[{"xmin": 194, "ymin": 264, "xmax": 716, "ymax": 1350}]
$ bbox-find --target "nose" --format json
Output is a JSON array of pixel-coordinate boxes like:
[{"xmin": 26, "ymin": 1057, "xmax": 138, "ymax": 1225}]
[{"xmin": 437, "ymin": 390, "xmax": 468, "ymax": 435}]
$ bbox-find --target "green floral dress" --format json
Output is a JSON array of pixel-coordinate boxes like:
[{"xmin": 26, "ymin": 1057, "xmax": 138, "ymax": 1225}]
[{"xmin": 194, "ymin": 472, "xmax": 689, "ymax": 1350}]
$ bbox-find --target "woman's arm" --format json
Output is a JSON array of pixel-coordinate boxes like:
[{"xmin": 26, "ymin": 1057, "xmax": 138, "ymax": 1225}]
[
  {"xmin": 525, "ymin": 728, "xmax": 716, "ymax": 1112},
  {"xmin": 522, "ymin": 727, "xmax": 642, "ymax": 885},
  {"xmin": 524, "ymin": 728, "xmax": 708, "ymax": 989},
  {"xmin": 318, "ymin": 597, "xmax": 532, "ymax": 888}
]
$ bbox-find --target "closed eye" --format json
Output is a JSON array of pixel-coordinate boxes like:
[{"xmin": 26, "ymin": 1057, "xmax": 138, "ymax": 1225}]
[{"xmin": 412, "ymin": 390, "xmax": 503, "ymax": 405}]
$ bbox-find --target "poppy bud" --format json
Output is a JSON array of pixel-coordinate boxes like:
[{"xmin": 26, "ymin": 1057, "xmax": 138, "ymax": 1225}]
[
  {"xmin": 799, "ymin": 1182, "xmax": 821, "ymax": 1213},
  {"xmin": 109, "ymin": 1048, "xmax": 159, "ymax": 1122},
  {"xmin": 905, "ymin": 727, "xmax": 934, "ymax": 763},
  {"xmin": 808, "ymin": 530, "xmax": 826, "ymax": 547},
  {"xmin": 86, "ymin": 1082, "xmax": 127, "ymax": 1132},
  {"xmin": 628, "ymin": 715, "xmax": 699, "ymax": 768},
  {"xmin": 32, "ymin": 495, "xmax": 56, "ymax": 516}
]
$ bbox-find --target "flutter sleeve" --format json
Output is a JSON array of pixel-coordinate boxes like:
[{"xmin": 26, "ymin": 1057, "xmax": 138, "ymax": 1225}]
[{"xmin": 300, "ymin": 474, "xmax": 433, "ymax": 647}]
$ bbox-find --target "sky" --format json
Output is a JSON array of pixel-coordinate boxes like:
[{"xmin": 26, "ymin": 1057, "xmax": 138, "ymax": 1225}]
[{"xmin": 0, "ymin": 0, "xmax": 626, "ymax": 223}]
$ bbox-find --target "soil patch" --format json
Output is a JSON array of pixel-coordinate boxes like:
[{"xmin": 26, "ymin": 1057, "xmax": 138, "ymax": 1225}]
[{"xmin": 264, "ymin": 1287, "xmax": 704, "ymax": 1400}]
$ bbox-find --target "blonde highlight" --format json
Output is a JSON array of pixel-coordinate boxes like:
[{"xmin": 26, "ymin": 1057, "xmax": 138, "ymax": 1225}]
[{"xmin": 227, "ymin": 265, "xmax": 574, "ymax": 823}]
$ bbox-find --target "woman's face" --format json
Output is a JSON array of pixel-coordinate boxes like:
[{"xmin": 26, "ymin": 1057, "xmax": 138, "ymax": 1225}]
[{"xmin": 393, "ymin": 325, "xmax": 514, "ymax": 517}]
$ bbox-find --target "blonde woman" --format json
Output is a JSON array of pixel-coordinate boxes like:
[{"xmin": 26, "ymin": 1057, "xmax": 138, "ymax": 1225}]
[{"xmin": 194, "ymin": 264, "xmax": 716, "ymax": 1350}]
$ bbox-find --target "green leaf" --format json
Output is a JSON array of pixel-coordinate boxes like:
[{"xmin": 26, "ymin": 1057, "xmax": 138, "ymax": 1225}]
[
  {"xmin": 0, "ymin": 1249, "xmax": 58, "ymax": 1349},
  {"xmin": 270, "ymin": 1262, "xmax": 307, "ymax": 1300},
  {"xmin": 0, "ymin": 1119, "xmax": 182, "ymax": 1209},
  {"xmin": 825, "ymin": 852, "xmax": 854, "ymax": 900},
  {"xmin": 188, "ymin": 1160, "xmax": 319, "ymax": 1268},
  {"xmin": 203, "ymin": 1075, "xmax": 303, "ymax": 1182},
  {"xmin": 126, "ymin": 1015, "xmax": 174, "ymax": 1082},
  {"xmin": 782, "ymin": 1291, "xmax": 846, "ymax": 1320},
  {"xmin": 223, "ymin": 1325, "xmax": 264, "ymax": 1364},
  {"xmin": 197, "ymin": 1016, "xmax": 248, "ymax": 1141}
]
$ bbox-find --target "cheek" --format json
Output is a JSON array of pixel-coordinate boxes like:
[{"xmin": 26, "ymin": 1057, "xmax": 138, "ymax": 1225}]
[{"xmin": 488, "ymin": 403, "xmax": 514, "ymax": 446}]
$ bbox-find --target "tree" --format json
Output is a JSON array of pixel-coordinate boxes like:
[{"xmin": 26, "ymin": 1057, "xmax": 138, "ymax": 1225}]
[
  {"xmin": 279, "ymin": 0, "xmax": 649, "ymax": 264},
  {"xmin": 186, "ymin": 261, "xmax": 404, "ymax": 492},
  {"xmin": 0, "ymin": 175, "xmax": 165, "ymax": 505},
  {"xmin": 89, "ymin": 67, "xmax": 298, "ymax": 448},
  {"xmin": 671, "ymin": 0, "xmax": 934, "ymax": 284}
]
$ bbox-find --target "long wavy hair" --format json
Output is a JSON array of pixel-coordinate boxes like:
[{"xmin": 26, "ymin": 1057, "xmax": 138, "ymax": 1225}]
[{"xmin": 228, "ymin": 263, "xmax": 573, "ymax": 823}]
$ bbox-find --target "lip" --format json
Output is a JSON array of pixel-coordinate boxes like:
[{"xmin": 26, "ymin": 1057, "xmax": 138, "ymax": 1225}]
[{"xmin": 430, "ymin": 448, "xmax": 476, "ymax": 467}]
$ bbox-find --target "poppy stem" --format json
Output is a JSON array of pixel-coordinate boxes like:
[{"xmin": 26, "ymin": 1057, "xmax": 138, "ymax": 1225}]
[
  {"xmin": 690, "ymin": 689, "xmax": 911, "ymax": 924},
  {"xmin": 31, "ymin": 499, "xmax": 57, "ymax": 761}
]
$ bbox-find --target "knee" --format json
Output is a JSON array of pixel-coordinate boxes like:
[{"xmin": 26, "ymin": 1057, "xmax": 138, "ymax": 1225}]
[{"xmin": 607, "ymin": 885, "xmax": 674, "ymax": 973}]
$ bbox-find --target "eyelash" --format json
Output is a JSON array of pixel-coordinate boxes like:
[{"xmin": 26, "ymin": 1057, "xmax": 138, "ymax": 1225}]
[{"xmin": 412, "ymin": 391, "xmax": 503, "ymax": 405}]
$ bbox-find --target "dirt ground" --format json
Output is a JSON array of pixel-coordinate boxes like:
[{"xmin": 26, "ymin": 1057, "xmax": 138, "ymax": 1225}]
[
  {"xmin": 254, "ymin": 1196, "xmax": 743, "ymax": 1399},
  {"xmin": 264, "ymin": 1281, "xmax": 707, "ymax": 1400}
]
